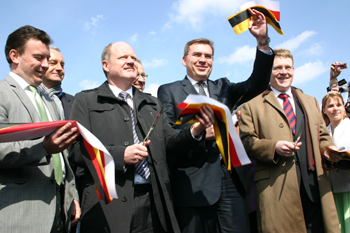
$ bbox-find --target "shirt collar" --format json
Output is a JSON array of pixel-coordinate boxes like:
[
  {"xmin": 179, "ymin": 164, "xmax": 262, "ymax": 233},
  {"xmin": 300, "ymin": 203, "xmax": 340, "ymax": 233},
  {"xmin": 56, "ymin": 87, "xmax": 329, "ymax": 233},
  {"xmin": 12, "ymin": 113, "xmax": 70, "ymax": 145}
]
[
  {"xmin": 271, "ymin": 86, "xmax": 293, "ymax": 99},
  {"xmin": 108, "ymin": 83, "xmax": 133, "ymax": 100},
  {"xmin": 186, "ymin": 75, "xmax": 207, "ymax": 86}
]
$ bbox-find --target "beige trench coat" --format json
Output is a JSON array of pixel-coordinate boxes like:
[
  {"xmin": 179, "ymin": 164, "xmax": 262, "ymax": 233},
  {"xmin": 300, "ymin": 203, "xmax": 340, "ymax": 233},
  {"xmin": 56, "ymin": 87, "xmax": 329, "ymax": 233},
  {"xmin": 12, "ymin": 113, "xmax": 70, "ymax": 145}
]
[{"xmin": 240, "ymin": 88, "xmax": 340, "ymax": 233}]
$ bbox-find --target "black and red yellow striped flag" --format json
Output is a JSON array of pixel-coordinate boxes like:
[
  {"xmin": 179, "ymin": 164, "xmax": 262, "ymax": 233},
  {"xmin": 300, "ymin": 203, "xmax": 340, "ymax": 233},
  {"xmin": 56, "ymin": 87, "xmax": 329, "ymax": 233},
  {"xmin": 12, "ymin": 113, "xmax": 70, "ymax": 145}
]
[
  {"xmin": 175, "ymin": 95, "xmax": 250, "ymax": 171},
  {"xmin": 0, "ymin": 120, "xmax": 118, "ymax": 204},
  {"xmin": 228, "ymin": 0, "xmax": 283, "ymax": 35}
]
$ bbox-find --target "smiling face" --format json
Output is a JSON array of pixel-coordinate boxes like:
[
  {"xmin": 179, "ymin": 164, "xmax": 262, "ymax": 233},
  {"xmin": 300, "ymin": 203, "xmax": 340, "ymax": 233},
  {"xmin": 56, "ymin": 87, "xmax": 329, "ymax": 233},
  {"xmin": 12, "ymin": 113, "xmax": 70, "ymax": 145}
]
[
  {"xmin": 102, "ymin": 42, "xmax": 138, "ymax": 90},
  {"xmin": 43, "ymin": 48, "xmax": 65, "ymax": 88},
  {"xmin": 323, "ymin": 96, "xmax": 346, "ymax": 125},
  {"xmin": 132, "ymin": 63, "xmax": 146, "ymax": 91},
  {"xmin": 182, "ymin": 43, "xmax": 213, "ymax": 81},
  {"xmin": 10, "ymin": 38, "xmax": 50, "ymax": 87},
  {"xmin": 270, "ymin": 56, "xmax": 294, "ymax": 92}
]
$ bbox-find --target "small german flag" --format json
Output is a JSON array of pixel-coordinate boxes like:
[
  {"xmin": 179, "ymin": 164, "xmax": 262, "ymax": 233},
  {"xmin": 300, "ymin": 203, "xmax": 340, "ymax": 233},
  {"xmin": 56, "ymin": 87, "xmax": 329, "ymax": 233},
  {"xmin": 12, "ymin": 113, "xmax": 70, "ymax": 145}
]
[
  {"xmin": 228, "ymin": 1, "xmax": 283, "ymax": 35},
  {"xmin": 175, "ymin": 95, "xmax": 251, "ymax": 171}
]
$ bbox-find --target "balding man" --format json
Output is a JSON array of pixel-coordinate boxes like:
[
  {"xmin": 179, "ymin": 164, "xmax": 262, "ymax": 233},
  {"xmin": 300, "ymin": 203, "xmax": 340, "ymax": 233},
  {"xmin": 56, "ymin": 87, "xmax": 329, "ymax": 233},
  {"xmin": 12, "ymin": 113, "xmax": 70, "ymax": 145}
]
[{"xmin": 70, "ymin": 41, "xmax": 214, "ymax": 233}]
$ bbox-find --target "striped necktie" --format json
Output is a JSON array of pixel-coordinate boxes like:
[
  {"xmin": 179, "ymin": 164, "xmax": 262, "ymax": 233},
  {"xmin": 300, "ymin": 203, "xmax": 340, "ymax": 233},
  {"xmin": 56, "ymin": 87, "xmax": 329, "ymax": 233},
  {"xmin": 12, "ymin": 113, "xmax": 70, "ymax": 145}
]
[
  {"xmin": 197, "ymin": 82, "xmax": 207, "ymax": 96},
  {"xmin": 119, "ymin": 91, "xmax": 150, "ymax": 179},
  {"xmin": 278, "ymin": 93, "xmax": 296, "ymax": 134},
  {"xmin": 28, "ymin": 86, "xmax": 63, "ymax": 185}
]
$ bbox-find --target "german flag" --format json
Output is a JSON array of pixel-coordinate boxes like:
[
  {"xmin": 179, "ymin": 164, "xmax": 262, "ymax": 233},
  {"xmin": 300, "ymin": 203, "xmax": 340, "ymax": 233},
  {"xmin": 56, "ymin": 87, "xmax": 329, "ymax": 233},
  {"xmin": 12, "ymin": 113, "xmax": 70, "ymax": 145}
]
[
  {"xmin": 228, "ymin": 0, "xmax": 283, "ymax": 35},
  {"xmin": 0, "ymin": 120, "xmax": 118, "ymax": 204},
  {"xmin": 175, "ymin": 95, "xmax": 250, "ymax": 171}
]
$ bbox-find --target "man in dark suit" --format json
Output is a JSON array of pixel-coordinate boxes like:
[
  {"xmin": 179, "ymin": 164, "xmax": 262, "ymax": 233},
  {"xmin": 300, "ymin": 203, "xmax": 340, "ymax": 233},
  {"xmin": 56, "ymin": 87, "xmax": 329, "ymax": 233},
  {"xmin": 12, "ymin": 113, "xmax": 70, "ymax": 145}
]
[
  {"xmin": 0, "ymin": 25, "xmax": 80, "ymax": 233},
  {"xmin": 69, "ymin": 41, "xmax": 214, "ymax": 233},
  {"xmin": 39, "ymin": 46, "xmax": 74, "ymax": 120},
  {"xmin": 157, "ymin": 9, "xmax": 274, "ymax": 233}
]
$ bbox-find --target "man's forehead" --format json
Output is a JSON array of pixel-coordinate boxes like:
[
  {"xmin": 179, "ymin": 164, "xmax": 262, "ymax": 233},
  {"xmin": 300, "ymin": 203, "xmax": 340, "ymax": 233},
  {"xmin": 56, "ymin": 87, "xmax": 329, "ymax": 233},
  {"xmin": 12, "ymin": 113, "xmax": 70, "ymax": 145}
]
[
  {"xmin": 50, "ymin": 49, "xmax": 64, "ymax": 60},
  {"xmin": 112, "ymin": 42, "xmax": 135, "ymax": 55},
  {"xmin": 189, "ymin": 43, "xmax": 212, "ymax": 53},
  {"xmin": 23, "ymin": 38, "xmax": 50, "ymax": 52}
]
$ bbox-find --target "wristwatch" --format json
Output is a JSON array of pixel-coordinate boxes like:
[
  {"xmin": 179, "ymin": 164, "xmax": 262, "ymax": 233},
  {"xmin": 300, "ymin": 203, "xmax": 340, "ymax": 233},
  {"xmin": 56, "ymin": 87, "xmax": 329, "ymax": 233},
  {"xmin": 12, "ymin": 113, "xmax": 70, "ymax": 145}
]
[{"xmin": 258, "ymin": 37, "xmax": 270, "ymax": 46}]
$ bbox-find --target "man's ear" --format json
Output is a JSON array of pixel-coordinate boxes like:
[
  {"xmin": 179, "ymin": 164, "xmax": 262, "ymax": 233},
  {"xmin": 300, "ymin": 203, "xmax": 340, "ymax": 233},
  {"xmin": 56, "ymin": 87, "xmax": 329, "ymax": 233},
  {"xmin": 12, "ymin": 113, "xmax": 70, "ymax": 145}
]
[
  {"xmin": 182, "ymin": 56, "xmax": 187, "ymax": 67},
  {"xmin": 9, "ymin": 49, "xmax": 19, "ymax": 65},
  {"xmin": 102, "ymin": 60, "xmax": 109, "ymax": 73}
]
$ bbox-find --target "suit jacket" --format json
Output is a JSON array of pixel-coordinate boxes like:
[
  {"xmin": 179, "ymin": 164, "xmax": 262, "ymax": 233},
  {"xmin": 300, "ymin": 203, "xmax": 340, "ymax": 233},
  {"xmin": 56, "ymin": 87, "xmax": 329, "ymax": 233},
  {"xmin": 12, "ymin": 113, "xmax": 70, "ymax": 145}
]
[
  {"xmin": 60, "ymin": 92, "xmax": 74, "ymax": 120},
  {"xmin": 70, "ymin": 82, "xmax": 203, "ymax": 233},
  {"xmin": 0, "ymin": 75, "xmax": 79, "ymax": 233},
  {"xmin": 157, "ymin": 48, "xmax": 275, "ymax": 207},
  {"xmin": 239, "ymin": 88, "xmax": 340, "ymax": 233}
]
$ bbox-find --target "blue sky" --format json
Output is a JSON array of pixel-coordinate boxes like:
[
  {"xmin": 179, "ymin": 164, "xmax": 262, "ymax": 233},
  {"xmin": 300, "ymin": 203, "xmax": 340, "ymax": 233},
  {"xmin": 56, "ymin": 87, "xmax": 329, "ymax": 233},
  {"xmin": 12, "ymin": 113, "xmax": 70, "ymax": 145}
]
[{"xmin": 0, "ymin": 0, "xmax": 349, "ymax": 107}]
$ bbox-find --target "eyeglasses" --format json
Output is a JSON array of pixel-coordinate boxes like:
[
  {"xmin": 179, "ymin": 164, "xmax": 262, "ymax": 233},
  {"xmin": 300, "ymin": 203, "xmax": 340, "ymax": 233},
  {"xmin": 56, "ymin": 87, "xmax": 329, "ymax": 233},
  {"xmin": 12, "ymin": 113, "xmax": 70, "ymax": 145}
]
[{"xmin": 138, "ymin": 74, "xmax": 148, "ymax": 79}]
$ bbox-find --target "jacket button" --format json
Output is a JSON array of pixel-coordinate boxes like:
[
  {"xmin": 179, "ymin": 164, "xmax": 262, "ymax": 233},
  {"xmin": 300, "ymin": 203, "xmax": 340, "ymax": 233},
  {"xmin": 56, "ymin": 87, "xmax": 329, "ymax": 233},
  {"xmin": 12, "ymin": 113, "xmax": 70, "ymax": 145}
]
[
  {"xmin": 282, "ymin": 169, "xmax": 287, "ymax": 173},
  {"xmin": 122, "ymin": 196, "xmax": 128, "ymax": 202},
  {"xmin": 279, "ymin": 123, "xmax": 284, "ymax": 128},
  {"xmin": 124, "ymin": 117, "xmax": 129, "ymax": 122},
  {"xmin": 124, "ymin": 142, "xmax": 129, "ymax": 146}
]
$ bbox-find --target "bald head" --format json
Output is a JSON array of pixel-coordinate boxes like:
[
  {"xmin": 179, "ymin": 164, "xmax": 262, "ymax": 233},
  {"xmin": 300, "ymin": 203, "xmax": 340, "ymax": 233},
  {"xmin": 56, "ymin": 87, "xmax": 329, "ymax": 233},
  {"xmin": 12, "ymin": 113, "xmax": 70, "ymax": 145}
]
[{"xmin": 101, "ymin": 41, "xmax": 138, "ymax": 90}]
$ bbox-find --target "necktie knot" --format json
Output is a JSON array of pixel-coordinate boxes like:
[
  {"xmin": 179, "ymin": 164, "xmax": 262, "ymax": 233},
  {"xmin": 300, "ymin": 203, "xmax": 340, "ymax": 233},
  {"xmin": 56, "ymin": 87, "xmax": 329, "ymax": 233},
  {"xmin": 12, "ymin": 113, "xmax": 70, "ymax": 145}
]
[
  {"xmin": 28, "ymin": 85, "xmax": 38, "ymax": 94},
  {"xmin": 119, "ymin": 91, "xmax": 129, "ymax": 102},
  {"xmin": 278, "ymin": 93, "xmax": 288, "ymax": 100}
]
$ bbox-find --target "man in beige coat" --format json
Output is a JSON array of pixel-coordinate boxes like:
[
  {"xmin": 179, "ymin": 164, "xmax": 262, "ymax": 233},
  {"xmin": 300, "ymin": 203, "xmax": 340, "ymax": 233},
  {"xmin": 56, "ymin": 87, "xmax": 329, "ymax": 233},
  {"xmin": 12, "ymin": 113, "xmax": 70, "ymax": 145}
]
[{"xmin": 240, "ymin": 48, "xmax": 341, "ymax": 233}]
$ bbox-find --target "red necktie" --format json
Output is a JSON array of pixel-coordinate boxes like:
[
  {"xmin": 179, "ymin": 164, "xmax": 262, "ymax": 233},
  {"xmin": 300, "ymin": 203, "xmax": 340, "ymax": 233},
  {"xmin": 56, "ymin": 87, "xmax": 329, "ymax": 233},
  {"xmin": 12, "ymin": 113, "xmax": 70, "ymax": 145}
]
[{"xmin": 278, "ymin": 93, "xmax": 296, "ymax": 134}]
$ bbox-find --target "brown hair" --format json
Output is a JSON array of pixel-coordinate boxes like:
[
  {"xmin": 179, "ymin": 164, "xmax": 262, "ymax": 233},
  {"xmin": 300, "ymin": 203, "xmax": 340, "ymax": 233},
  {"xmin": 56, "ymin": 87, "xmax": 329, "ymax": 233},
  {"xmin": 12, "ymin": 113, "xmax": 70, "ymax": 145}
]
[
  {"xmin": 184, "ymin": 38, "xmax": 214, "ymax": 57},
  {"xmin": 5, "ymin": 25, "xmax": 52, "ymax": 64},
  {"xmin": 322, "ymin": 92, "xmax": 347, "ymax": 125}
]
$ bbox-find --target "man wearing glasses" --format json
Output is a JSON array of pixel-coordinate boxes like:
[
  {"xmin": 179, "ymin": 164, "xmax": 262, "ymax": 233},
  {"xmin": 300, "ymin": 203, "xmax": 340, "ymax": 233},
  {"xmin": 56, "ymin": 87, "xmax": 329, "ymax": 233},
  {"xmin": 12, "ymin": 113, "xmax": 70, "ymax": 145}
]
[{"xmin": 132, "ymin": 59, "xmax": 147, "ymax": 92}]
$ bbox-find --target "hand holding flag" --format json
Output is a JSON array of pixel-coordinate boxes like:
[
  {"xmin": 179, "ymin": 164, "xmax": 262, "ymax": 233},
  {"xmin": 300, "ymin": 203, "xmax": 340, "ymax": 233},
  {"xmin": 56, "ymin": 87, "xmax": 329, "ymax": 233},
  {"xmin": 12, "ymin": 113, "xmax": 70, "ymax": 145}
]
[
  {"xmin": 175, "ymin": 95, "xmax": 251, "ymax": 171},
  {"xmin": 228, "ymin": 0, "xmax": 283, "ymax": 36}
]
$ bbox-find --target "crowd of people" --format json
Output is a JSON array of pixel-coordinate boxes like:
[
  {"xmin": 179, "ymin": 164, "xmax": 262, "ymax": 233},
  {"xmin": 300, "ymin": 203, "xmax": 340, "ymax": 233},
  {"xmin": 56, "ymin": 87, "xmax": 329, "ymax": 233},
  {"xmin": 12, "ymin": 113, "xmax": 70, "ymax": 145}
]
[{"xmin": 0, "ymin": 7, "xmax": 349, "ymax": 233}]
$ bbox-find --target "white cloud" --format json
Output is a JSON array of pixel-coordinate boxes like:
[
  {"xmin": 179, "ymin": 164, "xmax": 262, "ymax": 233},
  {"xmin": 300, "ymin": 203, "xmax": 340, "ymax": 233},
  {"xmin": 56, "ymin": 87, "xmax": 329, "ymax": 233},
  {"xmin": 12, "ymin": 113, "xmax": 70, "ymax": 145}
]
[
  {"xmin": 302, "ymin": 43, "xmax": 324, "ymax": 56},
  {"xmin": 164, "ymin": 0, "xmax": 245, "ymax": 30},
  {"xmin": 293, "ymin": 60, "xmax": 328, "ymax": 85},
  {"xmin": 82, "ymin": 21, "xmax": 91, "ymax": 31},
  {"xmin": 79, "ymin": 80, "xmax": 99, "ymax": 90},
  {"xmin": 81, "ymin": 14, "xmax": 105, "ymax": 32},
  {"xmin": 144, "ymin": 83, "xmax": 159, "ymax": 97},
  {"xmin": 148, "ymin": 31, "xmax": 156, "ymax": 35},
  {"xmin": 91, "ymin": 15, "xmax": 104, "ymax": 26},
  {"xmin": 143, "ymin": 59, "xmax": 167, "ymax": 69},
  {"xmin": 217, "ymin": 45, "xmax": 256, "ymax": 65},
  {"xmin": 274, "ymin": 30, "xmax": 316, "ymax": 51},
  {"xmin": 130, "ymin": 33, "xmax": 138, "ymax": 43}
]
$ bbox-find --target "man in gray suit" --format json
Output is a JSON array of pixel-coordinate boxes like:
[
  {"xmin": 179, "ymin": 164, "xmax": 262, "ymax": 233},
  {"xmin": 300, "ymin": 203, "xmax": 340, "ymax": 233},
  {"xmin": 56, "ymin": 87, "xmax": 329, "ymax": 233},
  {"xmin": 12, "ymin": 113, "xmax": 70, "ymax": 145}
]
[{"xmin": 0, "ymin": 25, "xmax": 80, "ymax": 233}]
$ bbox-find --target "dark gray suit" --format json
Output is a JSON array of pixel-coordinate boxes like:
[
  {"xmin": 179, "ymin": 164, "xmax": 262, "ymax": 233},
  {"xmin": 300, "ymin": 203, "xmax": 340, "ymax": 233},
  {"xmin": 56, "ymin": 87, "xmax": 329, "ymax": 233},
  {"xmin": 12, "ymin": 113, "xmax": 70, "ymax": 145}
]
[
  {"xmin": 158, "ymin": 48, "xmax": 275, "ymax": 232},
  {"xmin": 0, "ymin": 75, "xmax": 78, "ymax": 233}
]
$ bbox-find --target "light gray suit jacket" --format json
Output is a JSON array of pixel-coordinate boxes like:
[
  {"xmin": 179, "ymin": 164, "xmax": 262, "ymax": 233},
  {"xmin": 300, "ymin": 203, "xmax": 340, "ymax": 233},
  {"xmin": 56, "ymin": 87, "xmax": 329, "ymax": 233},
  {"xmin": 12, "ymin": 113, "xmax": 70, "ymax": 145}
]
[{"xmin": 0, "ymin": 75, "xmax": 79, "ymax": 233}]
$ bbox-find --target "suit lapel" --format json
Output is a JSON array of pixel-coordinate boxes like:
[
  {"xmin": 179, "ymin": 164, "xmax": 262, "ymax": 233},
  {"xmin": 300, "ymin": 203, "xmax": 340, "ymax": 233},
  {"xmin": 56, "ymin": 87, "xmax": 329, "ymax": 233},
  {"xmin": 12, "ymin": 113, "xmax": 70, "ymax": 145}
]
[
  {"xmin": 264, "ymin": 91, "xmax": 289, "ymax": 125},
  {"xmin": 181, "ymin": 77, "xmax": 198, "ymax": 96},
  {"xmin": 5, "ymin": 75, "xmax": 40, "ymax": 123},
  {"xmin": 207, "ymin": 80, "xmax": 220, "ymax": 100}
]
